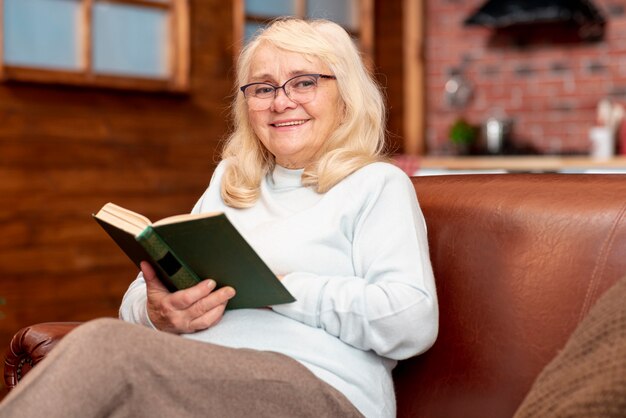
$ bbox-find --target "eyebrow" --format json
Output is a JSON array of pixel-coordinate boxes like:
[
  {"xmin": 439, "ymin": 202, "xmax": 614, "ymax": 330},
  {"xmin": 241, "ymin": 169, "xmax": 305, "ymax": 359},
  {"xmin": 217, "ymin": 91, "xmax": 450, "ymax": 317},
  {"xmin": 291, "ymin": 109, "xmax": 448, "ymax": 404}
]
[{"xmin": 248, "ymin": 70, "xmax": 315, "ymax": 83}]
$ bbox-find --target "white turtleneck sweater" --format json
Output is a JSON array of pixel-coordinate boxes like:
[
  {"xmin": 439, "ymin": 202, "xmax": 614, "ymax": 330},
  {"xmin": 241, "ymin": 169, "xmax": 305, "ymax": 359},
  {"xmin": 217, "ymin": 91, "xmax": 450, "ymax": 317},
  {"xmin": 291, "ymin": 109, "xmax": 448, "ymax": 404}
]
[{"xmin": 119, "ymin": 160, "xmax": 438, "ymax": 418}]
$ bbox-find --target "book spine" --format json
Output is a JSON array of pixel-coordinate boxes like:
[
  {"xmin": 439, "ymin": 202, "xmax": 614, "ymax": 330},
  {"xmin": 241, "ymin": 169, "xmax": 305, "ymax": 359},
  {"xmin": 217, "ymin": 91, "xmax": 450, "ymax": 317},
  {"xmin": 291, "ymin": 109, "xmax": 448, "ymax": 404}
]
[{"xmin": 136, "ymin": 226, "xmax": 201, "ymax": 290}]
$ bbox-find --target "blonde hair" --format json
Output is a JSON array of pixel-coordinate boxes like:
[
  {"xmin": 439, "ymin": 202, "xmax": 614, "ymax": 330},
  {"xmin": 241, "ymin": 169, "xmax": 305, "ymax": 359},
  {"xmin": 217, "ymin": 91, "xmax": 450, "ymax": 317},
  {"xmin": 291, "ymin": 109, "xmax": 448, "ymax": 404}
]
[{"xmin": 221, "ymin": 18, "xmax": 387, "ymax": 208}]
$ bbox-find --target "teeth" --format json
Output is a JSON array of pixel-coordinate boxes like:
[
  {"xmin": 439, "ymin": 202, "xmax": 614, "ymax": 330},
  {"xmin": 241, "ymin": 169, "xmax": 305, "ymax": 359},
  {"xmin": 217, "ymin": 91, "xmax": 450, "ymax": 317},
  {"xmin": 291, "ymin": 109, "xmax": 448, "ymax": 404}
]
[{"xmin": 274, "ymin": 120, "xmax": 306, "ymax": 127}]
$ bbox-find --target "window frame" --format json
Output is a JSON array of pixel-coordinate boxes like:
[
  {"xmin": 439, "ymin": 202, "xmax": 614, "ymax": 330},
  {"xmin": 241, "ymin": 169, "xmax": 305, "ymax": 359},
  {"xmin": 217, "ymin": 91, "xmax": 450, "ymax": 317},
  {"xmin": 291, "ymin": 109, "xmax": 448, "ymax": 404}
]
[
  {"xmin": 0, "ymin": 0, "xmax": 190, "ymax": 93},
  {"xmin": 232, "ymin": 0, "xmax": 373, "ymax": 68}
]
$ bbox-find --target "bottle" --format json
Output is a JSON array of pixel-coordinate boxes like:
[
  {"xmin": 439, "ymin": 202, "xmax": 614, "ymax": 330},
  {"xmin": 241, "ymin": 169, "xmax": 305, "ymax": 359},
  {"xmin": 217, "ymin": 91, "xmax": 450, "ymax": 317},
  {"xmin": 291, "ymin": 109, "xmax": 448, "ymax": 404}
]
[{"xmin": 618, "ymin": 119, "xmax": 626, "ymax": 155}]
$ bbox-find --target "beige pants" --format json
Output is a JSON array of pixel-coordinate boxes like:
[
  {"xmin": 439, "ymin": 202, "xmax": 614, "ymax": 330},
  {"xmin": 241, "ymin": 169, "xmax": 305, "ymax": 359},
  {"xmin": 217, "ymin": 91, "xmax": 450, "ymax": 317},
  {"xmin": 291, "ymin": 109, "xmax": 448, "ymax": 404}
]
[{"xmin": 0, "ymin": 318, "xmax": 362, "ymax": 418}]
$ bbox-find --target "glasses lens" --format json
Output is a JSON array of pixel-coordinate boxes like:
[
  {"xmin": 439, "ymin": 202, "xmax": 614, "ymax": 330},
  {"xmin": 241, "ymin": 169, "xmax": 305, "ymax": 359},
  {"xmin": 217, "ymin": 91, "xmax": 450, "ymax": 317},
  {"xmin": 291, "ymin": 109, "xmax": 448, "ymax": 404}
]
[
  {"xmin": 243, "ymin": 83, "xmax": 274, "ymax": 99},
  {"xmin": 243, "ymin": 83, "xmax": 273, "ymax": 110},
  {"xmin": 285, "ymin": 75, "xmax": 318, "ymax": 104}
]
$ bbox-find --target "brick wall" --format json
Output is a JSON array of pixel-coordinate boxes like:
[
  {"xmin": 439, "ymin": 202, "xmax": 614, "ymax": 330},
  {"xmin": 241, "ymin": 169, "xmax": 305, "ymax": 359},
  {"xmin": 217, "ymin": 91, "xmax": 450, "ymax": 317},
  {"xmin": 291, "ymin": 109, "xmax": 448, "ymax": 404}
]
[{"xmin": 425, "ymin": 0, "xmax": 626, "ymax": 155}]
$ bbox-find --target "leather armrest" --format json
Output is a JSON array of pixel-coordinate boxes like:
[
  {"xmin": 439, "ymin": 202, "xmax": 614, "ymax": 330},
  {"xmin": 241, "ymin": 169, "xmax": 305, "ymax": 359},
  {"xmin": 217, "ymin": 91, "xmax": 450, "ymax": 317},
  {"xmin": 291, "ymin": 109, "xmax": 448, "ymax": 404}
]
[{"xmin": 4, "ymin": 322, "xmax": 82, "ymax": 390}]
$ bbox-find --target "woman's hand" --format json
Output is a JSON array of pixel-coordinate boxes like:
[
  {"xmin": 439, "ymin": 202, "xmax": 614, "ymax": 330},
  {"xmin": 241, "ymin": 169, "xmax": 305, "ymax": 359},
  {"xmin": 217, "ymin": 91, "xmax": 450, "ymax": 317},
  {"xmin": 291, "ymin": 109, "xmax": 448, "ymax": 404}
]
[{"xmin": 140, "ymin": 261, "xmax": 236, "ymax": 334}]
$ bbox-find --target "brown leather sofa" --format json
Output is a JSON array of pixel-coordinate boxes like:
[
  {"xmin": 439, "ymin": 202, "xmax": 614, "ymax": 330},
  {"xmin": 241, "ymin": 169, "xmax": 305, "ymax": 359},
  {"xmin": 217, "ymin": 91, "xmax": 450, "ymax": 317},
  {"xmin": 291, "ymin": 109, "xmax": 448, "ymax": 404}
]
[{"xmin": 4, "ymin": 174, "xmax": 626, "ymax": 417}]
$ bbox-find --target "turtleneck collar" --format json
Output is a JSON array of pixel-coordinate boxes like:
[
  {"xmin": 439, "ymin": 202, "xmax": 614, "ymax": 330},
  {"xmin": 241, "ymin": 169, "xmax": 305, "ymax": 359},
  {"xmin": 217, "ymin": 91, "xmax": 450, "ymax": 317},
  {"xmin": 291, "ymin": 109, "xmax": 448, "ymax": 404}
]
[{"xmin": 269, "ymin": 164, "xmax": 304, "ymax": 189}]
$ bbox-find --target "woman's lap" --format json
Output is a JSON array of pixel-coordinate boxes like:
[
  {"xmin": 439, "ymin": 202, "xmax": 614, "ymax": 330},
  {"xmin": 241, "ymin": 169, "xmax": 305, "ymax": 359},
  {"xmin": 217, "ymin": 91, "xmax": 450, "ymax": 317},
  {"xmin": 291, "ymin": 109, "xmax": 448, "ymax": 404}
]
[{"xmin": 0, "ymin": 318, "xmax": 362, "ymax": 418}]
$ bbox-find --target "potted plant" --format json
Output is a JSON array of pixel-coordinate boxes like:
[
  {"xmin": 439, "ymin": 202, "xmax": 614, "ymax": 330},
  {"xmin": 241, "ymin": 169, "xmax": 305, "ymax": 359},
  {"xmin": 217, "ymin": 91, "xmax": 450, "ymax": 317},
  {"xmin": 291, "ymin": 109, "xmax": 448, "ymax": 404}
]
[{"xmin": 449, "ymin": 118, "xmax": 478, "ymax": 155}]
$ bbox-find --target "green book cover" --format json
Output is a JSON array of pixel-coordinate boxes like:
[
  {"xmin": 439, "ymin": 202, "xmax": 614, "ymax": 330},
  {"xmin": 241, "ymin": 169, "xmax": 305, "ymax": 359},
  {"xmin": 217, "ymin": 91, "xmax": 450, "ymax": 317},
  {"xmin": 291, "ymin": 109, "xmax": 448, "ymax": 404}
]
[{"xmin": 93, "ymin": 203, "xmax": 295, "ymax": 309}]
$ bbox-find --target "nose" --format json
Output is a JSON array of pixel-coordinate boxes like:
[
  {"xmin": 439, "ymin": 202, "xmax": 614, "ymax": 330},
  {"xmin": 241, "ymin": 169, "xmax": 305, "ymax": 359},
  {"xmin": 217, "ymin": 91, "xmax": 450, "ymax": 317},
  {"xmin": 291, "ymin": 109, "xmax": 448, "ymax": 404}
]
[{"xmin": 270, "ymin": 86, "xmax": 297, "ymax": 112}]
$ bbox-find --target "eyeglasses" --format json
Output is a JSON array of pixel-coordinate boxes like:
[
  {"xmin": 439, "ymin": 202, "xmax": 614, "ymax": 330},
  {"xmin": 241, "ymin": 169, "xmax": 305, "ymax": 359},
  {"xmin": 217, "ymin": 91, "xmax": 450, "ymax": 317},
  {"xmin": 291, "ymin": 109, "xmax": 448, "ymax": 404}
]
[{"xmin": 240, "ymin": 73, "xmax": 337, "ymax": 110}]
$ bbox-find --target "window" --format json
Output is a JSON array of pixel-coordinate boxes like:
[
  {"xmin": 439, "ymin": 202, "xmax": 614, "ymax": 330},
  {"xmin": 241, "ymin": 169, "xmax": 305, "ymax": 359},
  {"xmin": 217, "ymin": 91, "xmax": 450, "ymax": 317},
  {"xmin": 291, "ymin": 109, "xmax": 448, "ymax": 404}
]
[
  {"xmin": 233, "ymin": 0, "xmax": 373, "ymax": 66},
  {"xmin": 0, "ymin": 0, "xmax": 189, "ymax": 92}
]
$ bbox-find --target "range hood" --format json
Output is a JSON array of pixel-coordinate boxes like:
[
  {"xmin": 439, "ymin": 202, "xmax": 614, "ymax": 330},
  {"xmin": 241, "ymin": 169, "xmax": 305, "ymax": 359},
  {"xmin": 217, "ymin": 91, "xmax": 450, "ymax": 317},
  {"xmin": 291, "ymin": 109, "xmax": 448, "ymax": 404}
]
[{"xmin": 464, "ymin": 0, "xmax": 606, "ymax": 30}]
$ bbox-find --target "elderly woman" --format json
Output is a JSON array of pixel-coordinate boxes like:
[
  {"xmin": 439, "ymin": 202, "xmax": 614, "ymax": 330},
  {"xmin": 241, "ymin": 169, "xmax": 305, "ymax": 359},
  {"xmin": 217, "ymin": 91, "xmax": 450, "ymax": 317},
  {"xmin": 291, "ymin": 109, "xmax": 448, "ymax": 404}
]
[{"xmin": 0, "ymin": 18, "xmax": 437, "ymax": 418}]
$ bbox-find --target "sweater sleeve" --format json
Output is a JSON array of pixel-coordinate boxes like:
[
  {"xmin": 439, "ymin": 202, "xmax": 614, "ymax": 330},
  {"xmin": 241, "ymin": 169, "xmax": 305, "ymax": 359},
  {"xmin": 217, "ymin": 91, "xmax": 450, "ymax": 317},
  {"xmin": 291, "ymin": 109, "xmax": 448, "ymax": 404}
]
[
  {"xmin": 118, "ymin": 273, "xmax": 158, "ymax": 329},
  {"xmin": 271, "ymin": 167, "xmax": 438, "ymax": 360}
]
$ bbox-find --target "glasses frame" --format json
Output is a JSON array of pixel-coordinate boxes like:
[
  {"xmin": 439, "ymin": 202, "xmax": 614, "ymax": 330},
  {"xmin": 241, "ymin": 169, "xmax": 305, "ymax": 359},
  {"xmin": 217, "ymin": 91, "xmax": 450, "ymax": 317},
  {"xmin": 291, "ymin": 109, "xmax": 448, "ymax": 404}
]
[{"xmin": 239, "ymin": 73, "xmax": 337, "ymax": 107}]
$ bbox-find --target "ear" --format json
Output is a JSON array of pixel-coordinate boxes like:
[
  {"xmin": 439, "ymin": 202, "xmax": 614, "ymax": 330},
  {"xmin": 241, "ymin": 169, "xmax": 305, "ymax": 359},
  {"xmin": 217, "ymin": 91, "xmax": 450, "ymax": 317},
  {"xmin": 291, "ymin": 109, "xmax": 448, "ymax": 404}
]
[{"xmin": 338, "ymin": 97, "xmax": 349, "ymax": 124}]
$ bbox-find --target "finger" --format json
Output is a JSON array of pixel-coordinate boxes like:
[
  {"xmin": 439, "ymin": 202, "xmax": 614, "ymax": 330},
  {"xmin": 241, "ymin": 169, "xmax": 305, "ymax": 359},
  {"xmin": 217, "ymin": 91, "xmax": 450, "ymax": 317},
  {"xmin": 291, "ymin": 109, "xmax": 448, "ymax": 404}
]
[
  {"xmin": 168, "ymin": 279, "xmax": 217, "ymax": 310},
  {"xmin": 140, "ymin": 261, "xmax": 169, "ymax": 294},
  {"xmin": 188, "ymin": 302, "xmax": 228, "ymax": 331},
  {"xmin": 161, "ymin": 287, "xmax": 232, "ymax": 333},
  {"xmin": 188, "ymin": 286, "xmax": 236, "ymax": 319},
  {"xmin": 162, "ymin": 286, "xmax": 234, "ymax": 333}
]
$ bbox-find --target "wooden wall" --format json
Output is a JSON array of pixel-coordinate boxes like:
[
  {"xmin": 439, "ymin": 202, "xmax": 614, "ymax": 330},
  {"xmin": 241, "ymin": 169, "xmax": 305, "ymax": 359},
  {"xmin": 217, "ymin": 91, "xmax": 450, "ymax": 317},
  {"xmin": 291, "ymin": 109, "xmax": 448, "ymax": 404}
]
[
  {"xmin": 0, "ymin": 0, "xmax": 235, "ymax": 395},
  {"xmin": 0, "ymin": 0, "xmax": 405, "ymax": 398},
  {"xmin": 374, "ymin": 0, "xmax": 405, "ymax": 154}
]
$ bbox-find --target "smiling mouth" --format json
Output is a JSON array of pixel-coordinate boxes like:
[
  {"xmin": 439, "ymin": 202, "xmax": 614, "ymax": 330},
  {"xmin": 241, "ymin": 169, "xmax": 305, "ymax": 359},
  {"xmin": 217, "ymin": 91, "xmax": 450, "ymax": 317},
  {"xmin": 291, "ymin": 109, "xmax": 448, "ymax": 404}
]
[{"xmin": 272, "ymin": 120, "xmax": 308, "ymax": 127}]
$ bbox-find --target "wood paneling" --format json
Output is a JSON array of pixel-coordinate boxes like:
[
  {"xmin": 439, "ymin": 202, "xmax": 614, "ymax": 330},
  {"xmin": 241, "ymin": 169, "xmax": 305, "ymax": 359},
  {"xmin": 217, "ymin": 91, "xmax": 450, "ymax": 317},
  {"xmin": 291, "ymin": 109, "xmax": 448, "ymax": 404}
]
[
  {"xmin": 401, "ymin": 0, "xmax": 424, "ymax": 155},
  {"xmin": 374, "ymin": 0, "xmax": 404, "ymax": 154},
  {"xmin": 0, "ymin": 0, "xmax": 234, "ymax": 395}
]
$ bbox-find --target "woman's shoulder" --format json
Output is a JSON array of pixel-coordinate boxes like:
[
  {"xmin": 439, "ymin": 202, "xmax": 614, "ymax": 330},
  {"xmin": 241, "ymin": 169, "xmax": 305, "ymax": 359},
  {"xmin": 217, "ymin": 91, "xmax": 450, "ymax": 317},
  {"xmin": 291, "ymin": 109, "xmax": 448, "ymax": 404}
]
[
  {"xmin": 330, "ymin": 161, "xmax": 419, "ymax": 216},
  {"xmin": 208, "ymin": 159, "xmax": 233, "ymax": 183},
  {"xmin": 213, "ymin": 158, "xmax": 231, "ymax": 174},
  {"xmin": 349, "ymin": 161, "xmax": 411, "ymax": 184},
  {"xmin": 330, "ymin": 161, "xmax": 414, "ymax": 200},
  {"xmin": 192, "ymin": 159, "xmax": 231, "ymax": 212}
]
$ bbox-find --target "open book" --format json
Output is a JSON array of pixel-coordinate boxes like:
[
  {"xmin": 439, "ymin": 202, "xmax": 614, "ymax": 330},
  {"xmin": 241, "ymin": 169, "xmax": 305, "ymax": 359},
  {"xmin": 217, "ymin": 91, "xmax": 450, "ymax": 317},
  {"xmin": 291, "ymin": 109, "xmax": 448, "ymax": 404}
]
[{"xmin": 93, "ymin": 203, "xmax": 295, "ymax": 309}]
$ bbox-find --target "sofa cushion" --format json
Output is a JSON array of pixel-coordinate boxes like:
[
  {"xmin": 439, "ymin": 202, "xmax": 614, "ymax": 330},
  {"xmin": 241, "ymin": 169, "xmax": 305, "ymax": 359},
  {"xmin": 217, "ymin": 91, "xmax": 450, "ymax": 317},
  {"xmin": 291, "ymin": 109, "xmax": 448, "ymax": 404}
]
[{"xmin": 514, "ymin": 274, "xmax": 626, "ymax": 417}]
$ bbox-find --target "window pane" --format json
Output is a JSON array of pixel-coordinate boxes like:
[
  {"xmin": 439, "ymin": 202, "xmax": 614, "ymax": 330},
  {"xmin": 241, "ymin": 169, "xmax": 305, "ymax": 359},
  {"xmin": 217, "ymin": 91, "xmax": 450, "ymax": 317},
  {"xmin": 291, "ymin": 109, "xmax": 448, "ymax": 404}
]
[
  {"xmin": 307, "ymin": 0, "xmax": 359, "ymax": 30},
  {"xmin": 93, "ymin": 1, "xmax": 168, "ymax": 78},
  {"xmin": 244, "ymin": 22, "xmax": 267, "ymax": 43},
  {"xmin": 246, "ymin": 0, "xmax": 295, "ymax": 17},
  {"xmin": 4, "ymin": 0, "xmax": 80, "ymax": 70}
]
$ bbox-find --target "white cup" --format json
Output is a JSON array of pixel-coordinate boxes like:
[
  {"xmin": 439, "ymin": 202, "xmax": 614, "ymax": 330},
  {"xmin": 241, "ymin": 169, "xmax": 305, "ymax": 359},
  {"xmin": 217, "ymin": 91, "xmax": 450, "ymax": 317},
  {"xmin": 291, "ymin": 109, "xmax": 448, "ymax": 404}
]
[{"xmin": 589, "ymin": 126, "xmax": 614, "ymax": 160}]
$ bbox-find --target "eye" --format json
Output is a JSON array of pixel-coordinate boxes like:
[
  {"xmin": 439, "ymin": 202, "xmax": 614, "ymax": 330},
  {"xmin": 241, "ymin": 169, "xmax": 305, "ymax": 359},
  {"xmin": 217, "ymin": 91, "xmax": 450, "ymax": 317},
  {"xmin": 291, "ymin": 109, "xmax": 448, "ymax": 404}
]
[
  {"xmin": 249, "ymin": 84, "xmax": 275, "ymax": 97},
  {"xmin": 291, "ymin": 77, "xmax": 317, "ymax": 90}
]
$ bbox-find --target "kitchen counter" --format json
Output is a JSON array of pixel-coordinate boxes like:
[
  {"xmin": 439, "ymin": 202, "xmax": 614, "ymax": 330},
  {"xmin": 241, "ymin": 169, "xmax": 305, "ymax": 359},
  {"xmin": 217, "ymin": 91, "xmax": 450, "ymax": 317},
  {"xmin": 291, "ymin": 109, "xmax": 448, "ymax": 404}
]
[{"xmin": 415, "ymin": 156, "xmax": 626, "ymax": 175}]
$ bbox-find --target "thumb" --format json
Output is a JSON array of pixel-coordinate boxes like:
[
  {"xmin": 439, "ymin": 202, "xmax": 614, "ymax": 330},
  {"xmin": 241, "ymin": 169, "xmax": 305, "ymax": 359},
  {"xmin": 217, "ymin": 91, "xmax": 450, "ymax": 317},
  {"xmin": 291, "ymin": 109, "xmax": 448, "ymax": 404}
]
[{"xmin": 140, "ymin": 261, "xmax": 169, "ymax": 294}]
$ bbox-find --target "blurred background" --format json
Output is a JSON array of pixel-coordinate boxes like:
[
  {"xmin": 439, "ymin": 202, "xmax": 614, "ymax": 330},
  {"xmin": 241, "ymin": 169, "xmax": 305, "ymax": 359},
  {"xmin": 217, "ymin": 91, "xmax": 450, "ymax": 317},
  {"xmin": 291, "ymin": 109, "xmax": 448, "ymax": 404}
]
[{"xmin": 2, "ymin": 0, "xmax": 626, "ymax": 397}]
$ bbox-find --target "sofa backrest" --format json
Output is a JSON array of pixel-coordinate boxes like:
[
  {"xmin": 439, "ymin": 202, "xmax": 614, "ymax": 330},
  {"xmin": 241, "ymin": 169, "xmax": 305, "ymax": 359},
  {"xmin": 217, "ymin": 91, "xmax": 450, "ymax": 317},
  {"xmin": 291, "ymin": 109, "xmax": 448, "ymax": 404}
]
[{"xmin": 394, "ymin": 174, "xmax": 626, "ymax": 418}]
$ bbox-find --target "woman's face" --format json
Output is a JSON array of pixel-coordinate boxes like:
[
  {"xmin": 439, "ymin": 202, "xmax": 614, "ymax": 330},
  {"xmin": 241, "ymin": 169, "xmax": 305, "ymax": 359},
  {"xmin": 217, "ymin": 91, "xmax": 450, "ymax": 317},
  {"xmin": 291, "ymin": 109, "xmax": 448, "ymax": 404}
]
[{"xmin": 245, "ymin": 45, "xmax": 344, "ymax": 169}]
